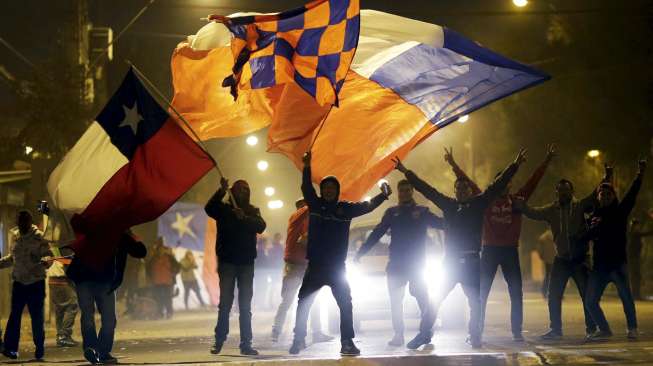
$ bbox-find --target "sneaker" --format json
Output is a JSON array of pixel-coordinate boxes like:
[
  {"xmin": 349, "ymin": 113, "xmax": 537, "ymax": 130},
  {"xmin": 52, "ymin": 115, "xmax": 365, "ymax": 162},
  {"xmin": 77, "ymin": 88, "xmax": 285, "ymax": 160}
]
[
  {"xmin": 406, "ymin": 332, "xmax": 432, "ymax": 350},
  {"xmin": 209, "ymin": 341, "xmax": 223, "ymax": 355},
  {"xmin": 312, "ymin": 332, "xmax": 334, "ymax": 343},
  {"xmin": 340, "ymin": 339, "xmax": 360, "ymax": 356},
  {"xmin": 83, "ymin": 348, "xmax": 100, "ymax": 365},
  {"xmin": 465, "ymin": 335, "xmax": 482, "ymax": 349},
  {"xmin": 387, "ymin": 334, "xmax": 405, "ymax": 347},
  {"xmin": 57, "ymin": 337, "xmax": 79, "ymax": 347},
  {"xmin": 34, "ymin": 346, "xmax": 44, "ymax": 361},
  {"xmin": 512, "ymin": 333, "xmax": 525, "ymax": 342},
  {"xmin": 539, "ymin": 330, "xmax": 563, "ymax": 341},
  {"xmin": 627, "ymin": 328, "xmax": 639, "ymax": 340},
  {"xmin": 2, "ymin": 349, "xmax": 18, "ymax": 360},
  {"xmin": 289, "ymin": 339, "xmax": 306, "ymax": 355},
  {"xmin": 586, "ymin": 330, "xmax": 613, "ymax": 342},
  {"xmin": 99, "ymin": 353, "xmax": 118, "ymax": 364},
  {"xmin": 240, "ymin": 345, "xmax": 259, "ymax": 356}
]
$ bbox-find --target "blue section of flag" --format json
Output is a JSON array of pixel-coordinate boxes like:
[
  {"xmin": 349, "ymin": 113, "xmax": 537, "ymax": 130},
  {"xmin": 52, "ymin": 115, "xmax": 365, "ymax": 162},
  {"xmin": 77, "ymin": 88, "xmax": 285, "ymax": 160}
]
[
  {"xmin": 95, "ymin": 68, "xmax": 169, "ymax": 159},
  {"xmin": 157, "ymin": 202, "xmax": 207, "ymax": 252},
  {"xmin": 369, "ymin": 31, "xmax": 550, "ymax": 128}
]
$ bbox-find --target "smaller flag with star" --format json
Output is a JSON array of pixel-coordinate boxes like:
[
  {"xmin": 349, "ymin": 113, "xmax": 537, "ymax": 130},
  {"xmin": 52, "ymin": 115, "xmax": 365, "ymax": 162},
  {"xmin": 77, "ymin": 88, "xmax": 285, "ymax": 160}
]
[
  {"xmin": 47, "ymin": 68, "xmax": 214, "ymax": 266},
  {"xmin": 157, "ymin": 202, "xmax": 208, "ymax": 252}
]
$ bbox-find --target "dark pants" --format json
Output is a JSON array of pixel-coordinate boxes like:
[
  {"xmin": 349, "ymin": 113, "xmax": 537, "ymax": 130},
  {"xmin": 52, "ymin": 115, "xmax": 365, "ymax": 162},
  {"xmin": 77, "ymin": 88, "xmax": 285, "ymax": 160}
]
[
  {"xmin": 3, "ymin": 280, "xmax": 45, "ymax": 353},
  {"xmin": 586, "ymin": 265, "xmax": 638, "ymax": 331},
  {"xmin": 294, "ymin": 264, "xmax": 354, "ymax": 342},
  {"xmin": 627, "ymin": 251, "xmax": 642, "ymax": 299},
  {"xmin": 542, "ymin": 263, "xmax": 553, "ymax": 298},
  {"xmin": 152, "ymin": 285, "xmax": 174, "ymax": 318},
  {"xmin": 272, "ymin": 262, "xmax": 322, "ymax": 337},
  {"xmin": 547, "ymin": 257, "xmax": 596, "ymax": 334},
  {"xmin": 183, "ymin": 280, "xmax": 205, "ymax": 309},
  {"xmin": 49, "ymin": 280, "xmax": 79, "ymax": 340},
  {"xmin": 76, "ymin": 281, "xmax": 116, "ymax": 356},
  {"xmin": 387, "ymin": 268, "xmax": 434, "ymax": 337},
  {"xmin": 215, "ymin": 262, "xmax": 254, "ymax": 348},
  {"xmin": 480, "ymin": 246, "xmax": 523, "ymax": 336},
  {"xmin": 434, "ymin": 254, "xmax": 482, "ymax": 341}
]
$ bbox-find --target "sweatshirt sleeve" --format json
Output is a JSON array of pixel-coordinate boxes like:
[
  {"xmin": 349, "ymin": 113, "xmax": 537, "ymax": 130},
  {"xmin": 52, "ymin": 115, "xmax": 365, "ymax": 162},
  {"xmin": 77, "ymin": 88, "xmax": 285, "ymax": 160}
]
[
  {"xmin": 478, "ymin": 162, "xmax": 519, "ymax": 205},
  {"xmin": 405, "ymin": 170, "xmax": 454, "ymax": 210},
  {"xmin": 520, "ymin": 203, "xmax": 552, "ymax": 222},
  {"xmin": 301, "ymin": 165, "xmax": 321, "ymax": 210},
  {"xmin": 241, "ymin": 207, "xmax": 267, "ymax": 234},
  {"xmin": 342, "ymin": 193, "xmax": 387, "ymax": 219},
  {"xmin": 619, "ymin": 173, "xmax": 643, "ymax": 217},
  {"xmin": 517, "ymin": 158, "xmax": 550, "ymax": 200},
  {"xmin": 357, "ymin": 208, "xmax": 392, "ymax": 258},
  {"xmin": 450, "ymin": 162, "xmax": 481, "ymax": 195},
  {"xmin": 205, "ymin": 188, "xmax": 229, "ymax": 220}
]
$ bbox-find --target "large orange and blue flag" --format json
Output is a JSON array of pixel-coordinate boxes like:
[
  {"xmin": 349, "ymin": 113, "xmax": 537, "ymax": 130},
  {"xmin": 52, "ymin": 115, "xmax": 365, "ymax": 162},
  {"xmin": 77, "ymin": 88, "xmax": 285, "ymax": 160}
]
[{"xmin": 210, "ymin": 0, "xmax": 359, "ymax": 107}]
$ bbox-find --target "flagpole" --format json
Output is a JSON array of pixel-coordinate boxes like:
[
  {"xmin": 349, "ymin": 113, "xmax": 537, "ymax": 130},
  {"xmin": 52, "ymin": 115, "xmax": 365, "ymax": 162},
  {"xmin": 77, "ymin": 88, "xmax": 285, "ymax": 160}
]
[{"xmin": 127, "ymin": 60, "xmax": 239, "ymax": 208}]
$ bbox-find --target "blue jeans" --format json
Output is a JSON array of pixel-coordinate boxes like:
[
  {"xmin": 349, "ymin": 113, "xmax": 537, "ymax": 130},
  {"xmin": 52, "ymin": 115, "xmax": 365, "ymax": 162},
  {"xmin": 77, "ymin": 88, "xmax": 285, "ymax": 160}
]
[
  {"xmin": 480, "ymin": 246, "xmax": 523, "ymax": 336},
  {"xmin": 75, "ymin": 281, "xmax": 116, "ymax": 356},
  {"xmin": 215, "ymin": 262, "xmax": 254, "ymax": 348},
  {"xmin": 547, "ymin": 257, "xmax": 596, "ymax": 334},
  {"xmin": 586, "ymin": 264, "xmax": 637, "ymax": 331}
]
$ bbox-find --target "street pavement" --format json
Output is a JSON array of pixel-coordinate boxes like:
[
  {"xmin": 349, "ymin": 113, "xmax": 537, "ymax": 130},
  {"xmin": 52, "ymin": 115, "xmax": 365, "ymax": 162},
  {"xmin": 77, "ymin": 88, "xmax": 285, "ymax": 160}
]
[{"xmin": 3, "ymin": 289, "xmax": 653, "ymax": 365}]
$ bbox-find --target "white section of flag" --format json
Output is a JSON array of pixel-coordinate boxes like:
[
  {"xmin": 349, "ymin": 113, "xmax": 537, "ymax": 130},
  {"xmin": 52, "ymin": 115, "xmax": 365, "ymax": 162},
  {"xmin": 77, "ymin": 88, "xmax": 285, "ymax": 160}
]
[{"xmin": 47, "ymin": 122, "xmax": 128, "ymax": 214}]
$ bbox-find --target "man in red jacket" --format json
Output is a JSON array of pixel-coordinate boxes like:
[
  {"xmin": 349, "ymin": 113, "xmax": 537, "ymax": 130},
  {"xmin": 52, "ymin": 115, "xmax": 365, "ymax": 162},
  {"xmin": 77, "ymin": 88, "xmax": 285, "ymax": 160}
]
[
  {"xmin": 446, "ymin": 144, "xmax": 555, "ymax": 341},
  {"xmin": 271, "ymin": 199, "xmax": 333, "ymax": 344}
]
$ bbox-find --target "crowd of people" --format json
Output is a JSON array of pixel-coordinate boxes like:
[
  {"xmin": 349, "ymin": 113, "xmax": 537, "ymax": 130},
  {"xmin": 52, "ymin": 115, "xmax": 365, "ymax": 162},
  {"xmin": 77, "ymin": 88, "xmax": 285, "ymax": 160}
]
[{"xmin": 0, "ymin": 145, "xmax": 649, "ymax": 362}]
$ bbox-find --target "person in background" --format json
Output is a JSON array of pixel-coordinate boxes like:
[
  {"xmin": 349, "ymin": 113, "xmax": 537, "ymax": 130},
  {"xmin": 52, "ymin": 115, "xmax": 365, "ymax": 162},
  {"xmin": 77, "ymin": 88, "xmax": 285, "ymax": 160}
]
[
  {"xmin": 628, "ymin": 218, "xmax": 653, "ymax": 300},
  {"xmin": 67, "ymin": 231, "xmax": 147, "ymax": 364},
  {"xmin": 254, "ymin": 236, "xmax": 270, "ymax": 310},
  {"xmin": 267, "ymin": 233, "xmax": 285, "ymax": 309},
  {"xmin": 537, "ymin": 229, "xmax": 556, "ymax": 299},
  {"xmin": 271, "ymin": 199, "xmax": 333, "ymax": 344},
  {"xmin": 515, "ymin": 164, "xmax": 612, "ymax": 340},
  {"xmin": 180, "ymin": 250, "xmax": 205, "ymax": 310},
  {"xmin": 0, "ymin": 211, "xmax": 52, "ymax": 361},
  {"xmin": 147, "ymin": 239, "xmax": 180, "ymax": 319},
  {"xmin": 584, "ymin": 160, "xmax": 646, "ymax": 341},
  {"xmin": 205, "ymin": 178, "xmax": 266, "ymax": 356},
  {"xmin": 47, "ymin": 244, "xmax": 79, "ymax": 347}
]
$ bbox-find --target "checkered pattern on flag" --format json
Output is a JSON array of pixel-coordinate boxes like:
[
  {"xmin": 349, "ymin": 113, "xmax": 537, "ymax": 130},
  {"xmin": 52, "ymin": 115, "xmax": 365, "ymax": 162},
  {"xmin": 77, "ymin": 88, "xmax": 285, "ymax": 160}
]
[{"xmin": 213, "ymin": 0, "xmax": 360, "ymax": 106}]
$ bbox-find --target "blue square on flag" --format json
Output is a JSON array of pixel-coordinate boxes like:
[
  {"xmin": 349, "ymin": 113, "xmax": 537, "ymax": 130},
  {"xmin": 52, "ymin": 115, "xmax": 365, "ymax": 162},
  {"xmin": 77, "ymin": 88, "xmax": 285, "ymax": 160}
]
[{"xmin": 158, "ymin": 202, "xmax": 208, "ymax": 252}]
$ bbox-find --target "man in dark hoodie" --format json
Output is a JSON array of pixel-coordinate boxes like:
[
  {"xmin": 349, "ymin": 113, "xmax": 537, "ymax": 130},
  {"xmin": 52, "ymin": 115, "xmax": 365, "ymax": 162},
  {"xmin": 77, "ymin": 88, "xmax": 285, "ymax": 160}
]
[
  {"xmin": 205, "ymin": 178, "xmax": 266, "ymax": 356},
  {"xmin": 67, "ymin": 231, "xmax": 147, "ymax": 365},
  {"xmin": 584, "ymin": 159, "xmax": 646, "ymax": 341},
  {"xmin": 392, "ymin": 148, "xmax": 526, "ymax": 349},
  {"xmin": 289, "ymin": 152, "xmax": 391, "ymax": 356},
  {"xmin": 354, "ymin": 179, "xmax": 443, "ymax": 348}
]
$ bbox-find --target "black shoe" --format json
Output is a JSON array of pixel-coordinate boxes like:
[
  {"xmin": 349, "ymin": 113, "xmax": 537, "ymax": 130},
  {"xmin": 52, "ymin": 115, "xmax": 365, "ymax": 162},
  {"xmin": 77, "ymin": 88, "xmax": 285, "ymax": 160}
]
[
  {"xmin": 539, "ymin": 330, "xmax": 563, "ymax": 341},
  {"xmin": 240, "ymin": 345, "xmax": 259, "ymax": 356},
  {"xmin": 388, "ymin": 334, "xmax": 405, "ymax": 347},
  {"xmin": 289, "ymin": 339, "xmax": 306, "ymax": 355},
  {"xmin": 312, "ymin": 332, "xmax": 335, "ymax": 343},
  {"xmin": 99, "ymin": 353, "xmax": 118, "ymax": 364},
  {"xmin": 465, "ymin": 335, "xmax": 482, "ymax": 349},
  {"xmin": 406, "ymin": 332, "xmax": 432, "ymax": 350},
  {"xmin": 210, "ymin": 341, "xmax": 223, "ymax": 355},
  {"xmin": 34, "ymin": 346, "xmax": 44, "ymax": 361},
  {"xmin": 2, "ymin": 349, "xmax": 18, "ymax": 360},
  {"xmin": 83, "ymin": 348, "xmax": 100, "ymax": 364},
  {"xmin": 586, "ymin": 329, "xmax": 613, "ymax": 342},
  {"xmin": 340, "ymin": 339, "xmax": 360, "ymax": 356},
  {"xmin": 57, "ymin": 337, "xmax": 79, "ymax": 347}
]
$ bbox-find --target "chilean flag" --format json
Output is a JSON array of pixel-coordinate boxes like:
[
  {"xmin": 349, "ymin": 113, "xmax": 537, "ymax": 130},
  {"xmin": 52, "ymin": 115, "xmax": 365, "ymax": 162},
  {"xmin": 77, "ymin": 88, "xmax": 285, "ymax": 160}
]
[{"xmin": 47, "ymin": 68, "xmax": 214, "ymax": 266}]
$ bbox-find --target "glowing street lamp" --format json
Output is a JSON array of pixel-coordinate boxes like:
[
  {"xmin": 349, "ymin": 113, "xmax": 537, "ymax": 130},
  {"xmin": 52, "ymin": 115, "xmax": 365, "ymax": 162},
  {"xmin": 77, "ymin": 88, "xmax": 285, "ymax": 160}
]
[
  {"xmin": 246, "ymin": 135, "xmax": 258, "ymax": 146},
  {"xmin": 257, "ymin": 160, "xmax": 269, "ymax": 171},
  {"xmin": 264, "ymin": 187, "xmax": 275, "ymax": 197},
  {"xmin": 268, "ymin": 200, "xmax": 284, "ymax": 209},
  {"xmin": 513, "ymin": 0, "xmax": 528, "ymax": 7},
  {"xmin": 458, "ymin": 115, "xmax": 469, "ymax": 123},
  {"xmin": 587, "ymin": 150, "xmax": 601, "ymax": 159},
  {"xmin": 25, "ymin": 146, "xmax": 33, "ymax": 155}
]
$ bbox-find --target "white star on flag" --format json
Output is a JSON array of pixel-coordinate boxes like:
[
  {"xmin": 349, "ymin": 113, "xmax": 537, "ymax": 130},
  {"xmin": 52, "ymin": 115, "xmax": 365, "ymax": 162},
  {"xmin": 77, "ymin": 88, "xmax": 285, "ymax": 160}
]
[
  {"xmin": 119, "ymin": 102, "xmax": 143, "ymax": 135},
  {"xmin": 171, "ymin": 212, "xmax": 197, "ymax": 240}
]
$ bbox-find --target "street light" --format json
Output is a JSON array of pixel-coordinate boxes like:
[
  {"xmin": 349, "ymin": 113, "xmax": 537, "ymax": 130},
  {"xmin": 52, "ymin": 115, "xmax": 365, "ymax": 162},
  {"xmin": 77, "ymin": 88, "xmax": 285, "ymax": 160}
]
[
  {"xmin": 25, "ymin": 146, "xmax": 33, "ymax": 155},
  {"xmin": 458, "ymin": 115, "xmax": 469, "ymax": 123},
  {"xmin": 264, "ymin": 187, "xmax": 275, "ymax": 196},
  {"xmin": 268, "ymin": 200, "xmax": 284, "ymax": 209},
  {"xmin": 257, "ymin": 160, "xmax": 269, "ymax": 171},
  {"xmin": 513, "ymin": 0, "xmax": 528, "ymax": 7},
  {"xmin": 246, "ymin": 135, "xmax": 258, "ymax": 146},
  {"xmin": 587, "ymin": 149, "xmax": 600, "ymax": 158}
]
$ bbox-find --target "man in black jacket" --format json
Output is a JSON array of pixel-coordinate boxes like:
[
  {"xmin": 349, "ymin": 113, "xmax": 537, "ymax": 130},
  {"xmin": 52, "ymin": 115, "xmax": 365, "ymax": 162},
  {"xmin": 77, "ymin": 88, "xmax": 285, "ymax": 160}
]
[
  {"xmin": 585, "ymin": 159, "xmax": 646, "ymax": 341},
  {"xmin": 392, "ymin": 148, "xmax": 526, "ymax": 349},
  {"xmin": 289, "ymin": 152, "xmax": 391, "ymax": 356},
  {"xmin": 67, "ymin": 231, "xmax": 147, "ymax": 365},
  {"xmin": 205, "ymin": 178, "xmax": 266, "ymax": 356},
  {"xmin": 354, "ymin": 179, "xmax": 443, "ymax": 348}
]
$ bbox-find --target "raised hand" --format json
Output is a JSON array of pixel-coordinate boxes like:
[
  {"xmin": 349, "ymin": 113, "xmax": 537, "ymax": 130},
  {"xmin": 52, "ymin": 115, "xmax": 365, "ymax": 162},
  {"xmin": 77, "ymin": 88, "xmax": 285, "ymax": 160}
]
[
  {"xmin": 302, "ymin": 151, "xmax": 311, "ymax": 167},
  {"xmin": 220, "ymin": 177, "xmax": 229, "ymax": 190},
  {"xmin": 391, "ymin": 156, "xmax": 407, "ymax": 173},
  {"xmin": 380, "ymin": 182, "xmax": 393, "ymax": 198},
  {"xmin": 639, "ymin": 159, "xmax": 647, "ymax": 174},
  {"xmin": 604, "ymin": 163, "xmax": 614, "ymax": 178},
  {"xmin": 514, "ymin": 148, "xmax": 528, "ymax": 166},
  {"xmin": 546, "ymin": 144, "xmax": 557, "ymax": 161},
  {"xmin": 444, "ymin": 146, "xmax": 455, "ymax": 166}
]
